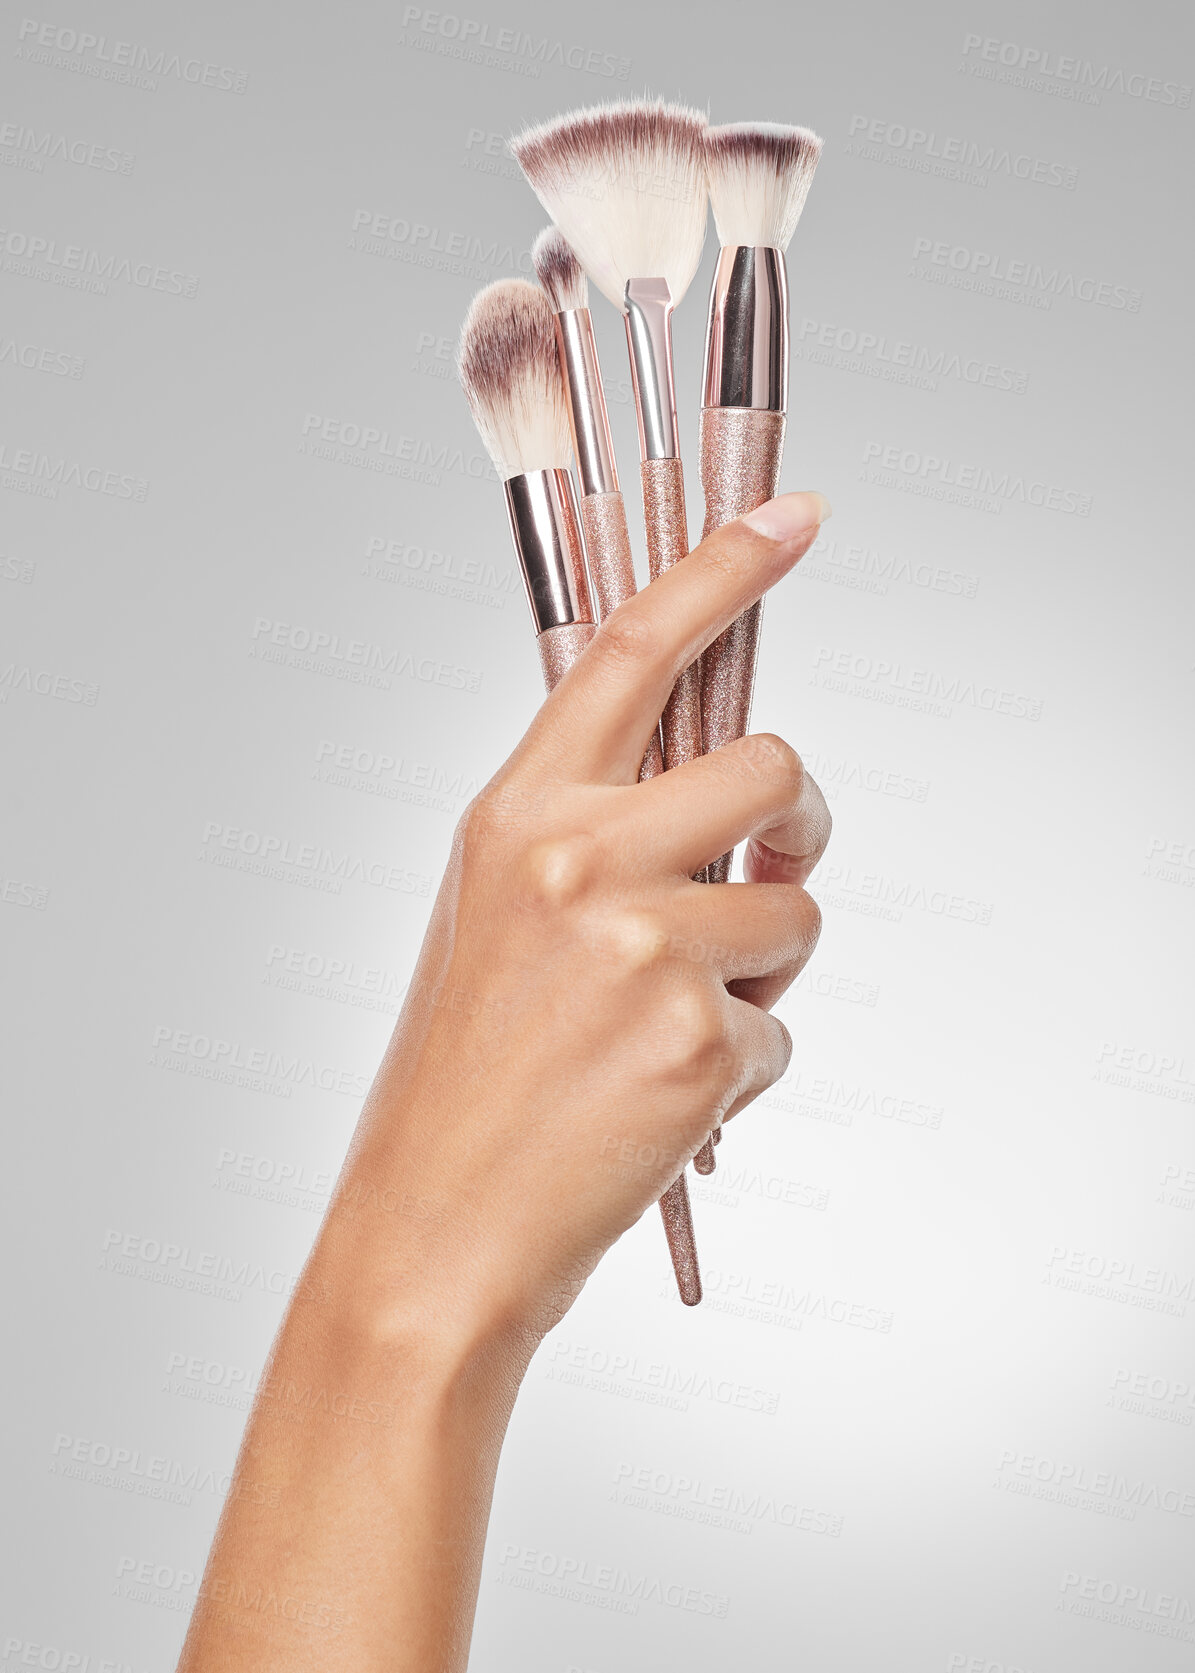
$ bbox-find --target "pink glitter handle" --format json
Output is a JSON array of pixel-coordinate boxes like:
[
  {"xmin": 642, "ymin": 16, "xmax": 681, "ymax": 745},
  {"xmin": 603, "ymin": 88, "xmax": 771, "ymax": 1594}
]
[{"xmin": 692, "ymin": 408, "xmax": 786, "ymax": 1177}]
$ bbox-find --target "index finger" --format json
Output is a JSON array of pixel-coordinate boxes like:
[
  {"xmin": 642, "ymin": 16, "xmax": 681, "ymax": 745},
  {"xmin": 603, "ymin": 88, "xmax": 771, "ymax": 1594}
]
[{"xmin": 519, "ymin": 491, "xmax": 831, "ymax": 784}]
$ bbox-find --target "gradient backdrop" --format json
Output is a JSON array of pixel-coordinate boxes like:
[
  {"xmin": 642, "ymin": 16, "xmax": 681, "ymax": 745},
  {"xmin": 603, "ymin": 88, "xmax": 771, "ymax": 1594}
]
[{"xmin": 2, "ymin": 1, "xmax": 1193, "ymax": 1668}]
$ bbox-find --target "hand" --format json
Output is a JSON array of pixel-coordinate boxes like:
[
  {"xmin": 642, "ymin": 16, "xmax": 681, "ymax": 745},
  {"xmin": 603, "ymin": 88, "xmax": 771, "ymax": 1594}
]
[
  {"xmin": 179, "ymin": 489, "xmax": 832, "ymax": 1672},
  {"xmin": 326, "ymin": 490, "xmax": 833, "ymax": 1351}
]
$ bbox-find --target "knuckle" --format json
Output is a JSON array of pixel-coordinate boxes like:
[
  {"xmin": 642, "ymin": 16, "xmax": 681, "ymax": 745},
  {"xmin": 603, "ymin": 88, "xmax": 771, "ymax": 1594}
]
[
  {"xmin": 700, "ymin": 529, "xmax": 754, "ymax": 584},
  {"xmin": 744, "ymin": 732, "xmax": 804, "ymax": 796},
  {"xmin": 660, "ymin": 986, "xmax": 725, "ymax": 1071},
  {"xmin": 457, "ymin": 783, "xmax": 525, "ymax": 850},
  {"xmin": 774, "ymin": 887, "xmax": 823, "ymax": 956},
  {"xmin": 591, "ymin": 607, "xmax": 656, "ymax": 671},
  {"xmin": 802, "ymin": 896, "xmax": 823, "ymax": 953},
  {"xmin": 768, "ymin": 1018, "xmax": 794, "ymax": 1082},
  {"xmin": 814, "ymin": 799, "xmax": 833, "ymax": 855},
  {"xmin": 516, "ymin": 833, "xmax": 598, "ymax": 913},
  {"xmin": 591, "ymin": 908, "xmax": 670, "ymax": 973}
]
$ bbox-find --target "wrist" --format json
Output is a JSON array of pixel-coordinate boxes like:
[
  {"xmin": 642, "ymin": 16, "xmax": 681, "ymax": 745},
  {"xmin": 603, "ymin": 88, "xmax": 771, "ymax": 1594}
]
[{"xmin": 302, "ymin": 1182, "xmax": 540, "ymax": 1407}]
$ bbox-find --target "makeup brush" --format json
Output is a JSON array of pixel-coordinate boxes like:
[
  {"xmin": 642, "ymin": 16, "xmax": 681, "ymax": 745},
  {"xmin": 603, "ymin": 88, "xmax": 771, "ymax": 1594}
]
[
  {"xmin": 690, "ymin": 122, "xmax": 822, "ymax": 1179},
  {"xmin": 532, "ymin": 225, "xmax": 662, "ymax": 778},
  {"xmin": 698, "ymin": 122, "xmax": 822, "ymax": 885},
  {"xmin": 458, "ymin": 278, "xmax": 702, "ymax": 1307},
  {"xmin": 512, "ymin": 101, "xmax": 709, "ymax": 786}
]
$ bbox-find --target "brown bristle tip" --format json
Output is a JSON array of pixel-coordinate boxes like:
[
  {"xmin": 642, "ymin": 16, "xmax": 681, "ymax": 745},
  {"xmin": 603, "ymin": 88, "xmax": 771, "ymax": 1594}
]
[
  {"xmin": 531, "ymin": 227, "xmax": 588, "ymax": 313},
  {"xmin": 512, "ymin": 98, "xmax": 709, "ymax": 185},
  {"xmin": 510, "ymin": 99, "xmax": 710, "ymax": 310},
  {"xmin": 457, "ymin": 280, "xmax": 572, "ymax": 479},
  {"xmin": 703, "ymin": 122, "xmax": 823, "ymax": 250}
]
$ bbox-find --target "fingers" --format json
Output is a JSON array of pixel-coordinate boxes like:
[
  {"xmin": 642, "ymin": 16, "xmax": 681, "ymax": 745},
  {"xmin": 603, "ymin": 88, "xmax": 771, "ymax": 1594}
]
[
  {"xmin": 519, "ymin": 492, "xmax": 830, "ymax": 784},
  {"xmin": 665, "ymin": 883, "xmax": 822, "ymax": 985},
  {"xmin": 727, "ymin": 960, "xmax": 809, "ymax": 1016},
  {"xmin": 612, "ymin": 733, "xmax": 830, "ymax": 879},
  {"xmin": 740, "ymin": 750, "xmax": 832, "ymax": 890},
  {"xmin": 713, "ymin": 994, "xmax": 793, "ymax": 1119},
  {"xmin": 744, "ymin": 792, "xmax": 832, "ymax": 889}
]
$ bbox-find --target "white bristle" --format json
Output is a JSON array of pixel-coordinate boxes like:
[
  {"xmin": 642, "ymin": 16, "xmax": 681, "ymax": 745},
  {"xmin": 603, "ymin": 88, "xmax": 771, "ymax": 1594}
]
[
  {"xmin": 457, "ymin": 280, "xmax": 573, "ymax": 479},
  {"xmin": 512, "ymin": 99, "xmax": 709, "ymax": 311},
  {"xmin": 531, "ymin": 226, "xmax": 588, "ymax": 313},
  {"xmin": 704, "ymin": 122, "xmax": 823, "ymax": 250}
]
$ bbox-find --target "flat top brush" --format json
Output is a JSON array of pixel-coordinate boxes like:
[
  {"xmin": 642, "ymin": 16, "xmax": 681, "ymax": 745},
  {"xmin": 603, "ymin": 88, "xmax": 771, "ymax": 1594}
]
[
  {"xmin": 692, "ymin": 121, "xmax": 823, "ymax": 1176},
  {"xmin": 699, "ymin": 121, "xmax": 823, "ymax": 838},
  {"xmin": 513, "ymin": 101, "xmax": 709, "ymax": 784},
  {"xmin": 457, "ymin": 278, "xmax": 701, "ymax": 1306},
  {"xmin": 704, "ymin": 121, "xmax": 821, "ymax": 256}
]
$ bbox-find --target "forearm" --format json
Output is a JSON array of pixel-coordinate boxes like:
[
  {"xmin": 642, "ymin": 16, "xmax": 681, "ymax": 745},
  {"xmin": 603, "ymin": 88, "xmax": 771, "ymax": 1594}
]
[{"xmin": 178, "ymin": 1141, "xmax": 532, "ymax": 1671}]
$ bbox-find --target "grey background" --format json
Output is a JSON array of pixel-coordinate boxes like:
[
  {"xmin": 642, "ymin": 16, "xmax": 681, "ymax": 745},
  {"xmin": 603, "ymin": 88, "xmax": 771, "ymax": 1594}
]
[{"xmin": 2, "ymin": 0, "xmax": 1193, "ymax": 1667}]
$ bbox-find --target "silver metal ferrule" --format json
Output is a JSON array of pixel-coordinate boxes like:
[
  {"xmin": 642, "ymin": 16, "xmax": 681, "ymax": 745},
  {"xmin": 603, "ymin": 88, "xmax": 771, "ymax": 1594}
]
[
  {"xmin": 623, "ymin": 278, "xmax": 680, "ymax": 461},
  {"xmin": 503, "ymin": 468, "xmax": 593, "ymax": 634},
  {"xmin": 554, "ymin": 308, "xmax": 619, "ymax": 498},
  {"xmin": 702, "ymin": 245, "xmax": 789, "ymax": 413}
]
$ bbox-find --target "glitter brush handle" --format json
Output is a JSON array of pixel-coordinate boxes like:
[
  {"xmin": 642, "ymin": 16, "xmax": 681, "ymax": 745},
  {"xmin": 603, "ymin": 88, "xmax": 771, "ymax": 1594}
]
[
  {"xmin": 698, "ymin": 406, "xmax": 786, "ymax": 880},
  {"xmin": 580, "ymin": 490, "xmax": 664, "ymax": 778},
  {"xmin": 641, "ymin": 458, "xmax": 703, "ymax": 775},
  {"xmin": 689, "ymin": 408, "xmax": 786, "ymax": 1179}
]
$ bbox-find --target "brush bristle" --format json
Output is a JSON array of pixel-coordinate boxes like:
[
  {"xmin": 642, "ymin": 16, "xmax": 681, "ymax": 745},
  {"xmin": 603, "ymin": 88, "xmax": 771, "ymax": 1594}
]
[
  {"xmin": 531, "ymin": 226, "xmax": 588, "ymax": 313},
  {"xmin": 512, "ymin": 99, "xmax": 709, "ymax": 311},
  {"xmin": 704, "ymin": 123, "xmax": 823, "ymax": 250},
  {"xmin": 457, "ymin": 280, "xmax": 572, "ymax": 479}
]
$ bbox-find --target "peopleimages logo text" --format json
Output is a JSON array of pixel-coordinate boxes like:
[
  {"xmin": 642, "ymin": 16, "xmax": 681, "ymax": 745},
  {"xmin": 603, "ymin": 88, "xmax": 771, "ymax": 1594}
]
[
  {"xmin": 398, "ymin": 7, "xmax": 631, "ymax": 80},
  {"xmin": 811, "ymin": 647, "xmax": 1044, "ymax": 723},
  {"xmin": 0, "ymin": 228, "xmax": 198, "ymax": 296},
  {"xmin": 0, "ymin": 441, "xmax": 147, "ymax": 499},
  {"xmin": 0, "ymin": 122, "xmax": 134, "ymax": 173},
  {"xmin": 848, "ymin": 115, "xmax": 1077, "ymax": 188},
  {"xmin": 911, "ymin": 238, "xmax": 1141, "ymax": 311},
  {"xmin": 862, "ymin": 442, "xmax": 1091, "ymax": 516},
  {"xmin": 15, "ymin": 18, "xmax": 249, "ymax": 91},
  {"xmin": 349, "ymin": 209, "xmax": 530, "ymax": 279},
  {"xmin": 960, "ymin": 34, "xmax": 1191, "ymax": 107}
]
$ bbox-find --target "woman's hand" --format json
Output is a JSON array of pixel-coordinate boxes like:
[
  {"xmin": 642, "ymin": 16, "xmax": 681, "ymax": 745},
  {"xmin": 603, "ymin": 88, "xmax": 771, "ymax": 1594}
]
[
  {"xmin": 179, "ymin": 489, "xmax": 831, "ymax": 1673},
  {"xmin": 329, "ymin": 488, "xmax": 832, "ymax": 1349}
]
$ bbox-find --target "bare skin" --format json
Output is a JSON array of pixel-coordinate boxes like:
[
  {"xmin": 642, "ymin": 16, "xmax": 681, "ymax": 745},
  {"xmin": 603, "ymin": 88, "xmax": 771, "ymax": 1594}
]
[{"xmin": 178, "ymin": 489, "xmax": 832, "ymax": 1671}]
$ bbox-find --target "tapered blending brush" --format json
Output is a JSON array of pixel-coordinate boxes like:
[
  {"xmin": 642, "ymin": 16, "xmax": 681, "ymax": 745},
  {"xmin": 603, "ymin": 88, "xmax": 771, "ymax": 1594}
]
[
  {"xmin": 458, "ymin": 279, "xmax": 702, "ymax": 1306},
  {"xmin": 698, "ymin": 122, "xmax": 822, "ymax": 886},
  {"xmin": 512, "ymin": 101, "xmax": 709, "ymax": 785},
  {"xmin": 531, "ymin": 225, "xmax": 662, "ymax": 777}
]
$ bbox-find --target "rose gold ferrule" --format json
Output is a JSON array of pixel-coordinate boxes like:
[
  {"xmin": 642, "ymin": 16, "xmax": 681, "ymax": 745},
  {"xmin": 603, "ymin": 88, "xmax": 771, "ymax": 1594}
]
[
  {"xmin": 702, "ymin": 245, "xmax": 788, "ymax": 413},
  {"xmin": 554, "ymin": 309, "xmax": 619, "ymax": 498},
  {"xmin": 503, "ymin": 468, "xmax": 593, "ymax": 634},
  {"xmin": 623, "ymin": 278, "xmax": 680, "ymax": 461}
]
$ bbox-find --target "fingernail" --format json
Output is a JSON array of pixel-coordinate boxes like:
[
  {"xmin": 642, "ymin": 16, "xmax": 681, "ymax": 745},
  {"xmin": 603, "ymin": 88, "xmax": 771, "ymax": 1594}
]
[{"xmin": 742, "ymin": 491, "xmax": 832, "ymax": 542}]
